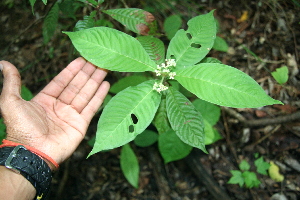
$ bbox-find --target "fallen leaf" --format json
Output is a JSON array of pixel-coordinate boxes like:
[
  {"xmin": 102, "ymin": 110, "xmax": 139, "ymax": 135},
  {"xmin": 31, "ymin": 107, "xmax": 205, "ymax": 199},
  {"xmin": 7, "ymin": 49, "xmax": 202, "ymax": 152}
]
[{"xmin": 237, "ymin": 11, "xmax": 248, "ymax": 23}]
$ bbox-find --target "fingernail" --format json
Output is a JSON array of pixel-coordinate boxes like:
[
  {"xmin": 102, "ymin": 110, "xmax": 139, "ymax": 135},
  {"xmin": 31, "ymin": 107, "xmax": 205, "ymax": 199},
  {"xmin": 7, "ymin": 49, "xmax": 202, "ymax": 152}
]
[{"xmin": 0, "ymin": 63, "xmax": 3, "ymax": 72}]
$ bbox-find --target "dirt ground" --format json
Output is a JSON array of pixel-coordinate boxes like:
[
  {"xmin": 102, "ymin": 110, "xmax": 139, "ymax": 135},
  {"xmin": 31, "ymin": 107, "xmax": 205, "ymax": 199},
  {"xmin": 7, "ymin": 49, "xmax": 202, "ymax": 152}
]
[{"xmin": 0, "ymin": 0, "xmax": 300, "ymax": 200}]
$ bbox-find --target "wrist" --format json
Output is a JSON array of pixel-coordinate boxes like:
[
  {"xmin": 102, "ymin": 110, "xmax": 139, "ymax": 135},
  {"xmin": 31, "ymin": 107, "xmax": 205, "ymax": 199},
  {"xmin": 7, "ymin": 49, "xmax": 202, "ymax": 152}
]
[{"xmin": 0, "ymin": 166, "xmax": 36, "ymax": 200}]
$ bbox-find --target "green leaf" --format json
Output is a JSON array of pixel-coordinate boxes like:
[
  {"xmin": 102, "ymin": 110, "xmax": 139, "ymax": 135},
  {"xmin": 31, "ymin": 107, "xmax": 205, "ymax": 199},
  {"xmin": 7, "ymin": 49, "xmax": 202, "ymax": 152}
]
[
  {"xmin": 228, "ymin": 170, "xmax": 244, "ymax": 187},
  {"xmin": 134, "ymin": 129, "xmax": 158, "ymax": 147},
  {"xmin": 29, "ymin": 0, "xmax": 36, "ymax": 14},
  {"xmin": 120, "ymin": 144, "xmax": 139, "ymax": 188},
  {"xmin": 204, "ymin": 119, "xmax": 222, "ymax": 145},
  {"xmin": 254, "ymin": 157, "xmax": 270, "ymax": 175},
  {"xmin": 86, "ymin": 0, "xmax": 98, "ymax": 6},
  {"xmin": 166, "ymin": 10, "xmax": 217, "ymax": 69},
  {"xmin": 0, "ymin": 118, "xmax": 6, "ymax": 143},
  {"xmin": 193, "ymin": 99, "xmax": 220, "ymax": 125},
  {"xmin": 136, "ymin": 36, "xmax": 165, "ymax": 65},
  {"xmin": 271, "ymin": 66, "xmax": 289, "ymax": 85},
  {"xmin": 166, "ymin": 87, "xmax": 206, "ymax": 153},
  {"xmin": 59, "ymin": 0, "xmax": 82, "ymax": 19},
  {"xmin": 64, "ymin": 27, "xmax": 157, "ymax": 72},
  {"xmin": 192, "ymin": 99, "xmax": 222, "ymax": 145},
  {"xmin": 175, "ymin": 63, "xmax": 283, "ymax": 108},
  {"xmin": 242, "ymin": 171, "xmax": 261, "ymax": 188},
  {"xmin": 41, "ymin": 0, "xmax": 47, "ymax": 5},
  {"xmin": 164, "ymin": 15, "xmax": 182, "ymax": 40},
  {"xmin": 97, "ymin": 93, "xmax": 112, "ymax": 112},
  {"xmin": 158, "ymin": 129, "xmax": 193, "ymax": 163},
  {"xmin": 152, "ymin": 98, "xmax": 171, "ymax": 134},
  {"xmin": 89, "ymin": 80, "xmax": 161, "ymax": 155},
  {"xmin": 110, "ymin": 75, "xmax": 149, "ymax": 94},
  {"xmin": 103, "ymin": 8, "xmax": 155, "ymax": 35},
  {"xmin": 200, "ymin": 57, "xmax": 222, "ymax": 64},
  {"xmin": 95, "ymin": 19, "xmax": 113, "ymax": 28},
  {"xmin": 212, "ymin": 36, "xmax": 229, "ymax": 52},
  {"xmin": 74, "ymin": 12, "xmax": 96, "ymax": 31},
  {"xmin": 239, "ymin": 160, "xmax": 251, "ymax": 171},
  {"xmin": 21, "ymin": 85, "xmax": 33, "ymax": 101},
  {"xmin": 43, "ymin": 2, "xmax": 59, "ymax": 44}
]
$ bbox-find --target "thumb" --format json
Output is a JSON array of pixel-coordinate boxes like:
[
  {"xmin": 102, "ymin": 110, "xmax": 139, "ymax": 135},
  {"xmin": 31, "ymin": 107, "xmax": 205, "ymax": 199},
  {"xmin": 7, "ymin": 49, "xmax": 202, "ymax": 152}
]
[{"xmin": 0, "ymin": 61, "xmax": 22, "ymax": 101}]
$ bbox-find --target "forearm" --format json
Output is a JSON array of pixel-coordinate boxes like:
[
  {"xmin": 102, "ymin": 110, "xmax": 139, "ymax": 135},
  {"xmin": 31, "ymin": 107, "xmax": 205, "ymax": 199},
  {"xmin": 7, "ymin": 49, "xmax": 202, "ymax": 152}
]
[{"xmin": 0, "ymin": 166, "xmax": 36, "ymax": 200}]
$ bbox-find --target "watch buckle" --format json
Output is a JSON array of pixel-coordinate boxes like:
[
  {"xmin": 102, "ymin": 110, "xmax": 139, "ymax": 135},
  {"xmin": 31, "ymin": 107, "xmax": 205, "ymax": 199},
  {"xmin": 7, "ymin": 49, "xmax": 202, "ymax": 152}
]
[{"xmin": 5, "ymin": 145, "xmax": 27, "ymax": 173}]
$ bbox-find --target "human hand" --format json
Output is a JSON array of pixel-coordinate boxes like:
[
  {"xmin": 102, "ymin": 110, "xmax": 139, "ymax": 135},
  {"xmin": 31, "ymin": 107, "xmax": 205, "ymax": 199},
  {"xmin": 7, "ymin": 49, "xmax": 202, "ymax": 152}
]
[{"xmin": 0, "ymin": 58, "xmax": 110, "ymax": 169}]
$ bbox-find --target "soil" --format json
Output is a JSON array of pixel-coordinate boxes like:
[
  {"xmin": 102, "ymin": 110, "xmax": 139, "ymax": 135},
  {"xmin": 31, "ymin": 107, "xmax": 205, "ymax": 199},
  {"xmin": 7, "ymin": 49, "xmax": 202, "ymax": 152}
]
[{"xmin": 0, "ymin": 0, "xmax": 300, "ymax": 200}]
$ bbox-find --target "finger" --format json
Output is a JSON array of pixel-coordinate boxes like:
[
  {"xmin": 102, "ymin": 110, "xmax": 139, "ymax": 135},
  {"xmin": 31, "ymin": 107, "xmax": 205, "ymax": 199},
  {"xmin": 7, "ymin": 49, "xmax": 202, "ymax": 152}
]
[
  {"xmin": 71, "ymin": 67, "xmax": 108, "ymax": 113},
  {"xmin": 37, "ymin": 57, "xmax": 87, "ymax": 98},
  {"xmin": 81, "ymin": 81, "xmax": 110, "ymax": 123},
  {"xmin": 0, "ymin": 60, "xmax": 22, "ymax": 101},
  {"xmin": 57, "ymin": 61, "xmax": 97, "ymax": 105}
]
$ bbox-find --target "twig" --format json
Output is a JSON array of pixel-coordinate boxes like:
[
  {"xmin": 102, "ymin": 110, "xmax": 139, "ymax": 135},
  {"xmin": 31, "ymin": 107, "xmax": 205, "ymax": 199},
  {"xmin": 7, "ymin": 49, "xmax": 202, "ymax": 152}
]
[
  {"xmin": 244, "ymin": 125, "xmax": 281, "ymax": 151},
  {"xmin": 120, "ymin": 0, "xmax": 129, "ymax": 8},
  {"xmin": 223, "ymin": 107, "xmax": 300, "ymax": 127},
  {"xmin": 56, "ymin": 159, "xmax": 70, "ymax": 199},
  {"xmin": 222, "ymin": 109, "xmax": 239, "ymax": 163},
  {"xmin": 185, "ymin": 150, "xmax": 232, "ymax": 200},
  {"xmin": 147, "ymin": 146, "xmax": 171, "ymax": 200}
]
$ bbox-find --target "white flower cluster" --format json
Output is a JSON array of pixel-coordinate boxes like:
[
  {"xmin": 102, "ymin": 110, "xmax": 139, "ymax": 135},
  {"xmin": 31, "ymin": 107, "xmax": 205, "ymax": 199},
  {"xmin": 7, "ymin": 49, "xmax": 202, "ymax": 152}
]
[
  {"xmin": 153, "ymin": 59, "xmax": 177, "ymax": 93},
  {"xmin": 153, "ymin": 82, "xmax": 168, "ymax": 93},
  {"xmin": 169, "ymin": 72, "xmax": 176, "ymax": 79},
  {"xmin": 154, "ymin": 59, "xmax": 177, "ymax": 78}
]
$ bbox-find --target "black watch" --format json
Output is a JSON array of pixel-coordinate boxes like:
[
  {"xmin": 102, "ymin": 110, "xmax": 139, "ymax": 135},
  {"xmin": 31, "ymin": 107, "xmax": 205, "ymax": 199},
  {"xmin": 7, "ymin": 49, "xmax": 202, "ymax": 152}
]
[{"xmin": 0, "ymin": 145, "xmax": 52, "ymax": 200}]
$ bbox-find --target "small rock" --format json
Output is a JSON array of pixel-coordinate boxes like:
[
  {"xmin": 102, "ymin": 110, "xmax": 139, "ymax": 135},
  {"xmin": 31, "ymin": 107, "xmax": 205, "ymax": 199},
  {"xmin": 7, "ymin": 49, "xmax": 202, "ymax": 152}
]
[{"xmin": 270, "ymin": 193, "xmax": 287, "ymax": 200}]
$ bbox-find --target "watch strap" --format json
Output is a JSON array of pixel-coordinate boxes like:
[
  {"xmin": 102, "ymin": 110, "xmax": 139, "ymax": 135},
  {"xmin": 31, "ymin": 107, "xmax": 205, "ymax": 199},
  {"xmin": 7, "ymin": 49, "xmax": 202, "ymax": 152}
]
[{"xmin": 0, "ymin": 145, "xmax": 52, "ymax": 199}]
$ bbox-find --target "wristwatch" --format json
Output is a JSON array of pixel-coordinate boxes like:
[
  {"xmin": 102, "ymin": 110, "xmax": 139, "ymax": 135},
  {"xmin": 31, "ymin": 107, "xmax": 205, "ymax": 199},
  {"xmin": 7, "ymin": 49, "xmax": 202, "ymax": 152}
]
[{"xmin": 0, "ymin": 145, "xmax": 52, "ymax": 200}]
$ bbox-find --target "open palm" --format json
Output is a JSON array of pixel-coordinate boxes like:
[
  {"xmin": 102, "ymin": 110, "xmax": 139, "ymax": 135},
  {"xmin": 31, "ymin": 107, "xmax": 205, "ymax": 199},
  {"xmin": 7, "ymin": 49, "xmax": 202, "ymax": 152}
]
[{"xmin": 0, "ymin": 58, "xmax": 110, "ymax": 168}]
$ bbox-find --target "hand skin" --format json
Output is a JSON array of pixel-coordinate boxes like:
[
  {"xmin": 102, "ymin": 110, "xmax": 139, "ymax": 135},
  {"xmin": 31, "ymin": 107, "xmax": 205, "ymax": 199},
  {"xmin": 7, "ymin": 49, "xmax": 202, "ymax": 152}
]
[{"xmin": 0, "ymin": 58, "xmax": 110, "ymax": 199}]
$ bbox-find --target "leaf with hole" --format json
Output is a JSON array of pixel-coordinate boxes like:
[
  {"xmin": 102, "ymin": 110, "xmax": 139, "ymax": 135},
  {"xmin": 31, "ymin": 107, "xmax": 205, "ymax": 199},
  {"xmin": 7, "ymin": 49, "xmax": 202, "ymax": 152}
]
[
  {"xmin": 158, "ymin": 129, "xmax": 193, "ymax": 163},
  {"xmin": 166, "ymin": 87, "xmax": 206, "ymax": 153},
  {"xmin": 103, "ymin": 8, "xmax": 155, "ymax": 35},
  {"xmin": 64, "ymin": 27, "xmax": 157, "ymax": 72},
  {"xmin": 120, "ymin": 144, "xmax": 139, "ymax": 188},
  {"xmin": 175, "ymin": 63, "xmax": 283, "ymax": 108},
  {"xmin": 136, "ymin": 36, "xmax": 165, "ymax": 65},
  {"xmin": 166, "ymin": 10, "xmax": 217, "ymax": 69},
  {"xmin": 89, "ymin": 80, "xmax": 161, "ymax": 156},
  {"xmin": 43, "ymin": 2, "xmax": 59, "ymax": 44}
]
